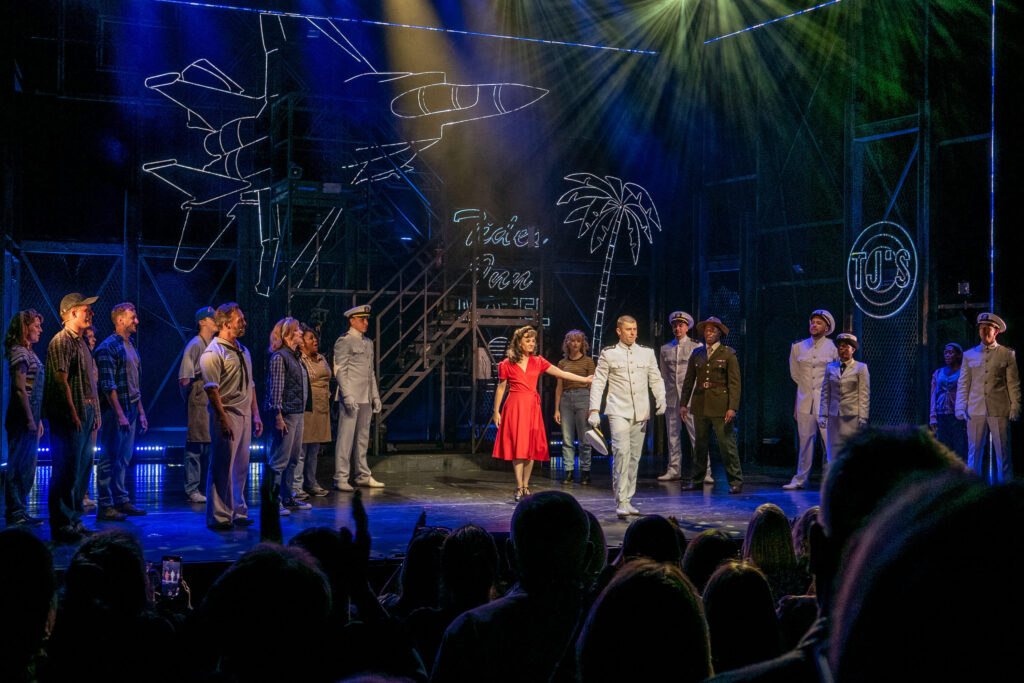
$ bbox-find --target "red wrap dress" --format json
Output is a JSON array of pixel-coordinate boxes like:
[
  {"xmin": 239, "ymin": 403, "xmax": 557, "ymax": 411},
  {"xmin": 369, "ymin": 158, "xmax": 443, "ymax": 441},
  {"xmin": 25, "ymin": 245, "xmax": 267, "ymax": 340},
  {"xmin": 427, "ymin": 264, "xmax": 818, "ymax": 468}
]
[{"xmin": 492, "ymin": 355, "xmax": 552, "ymax": 461}]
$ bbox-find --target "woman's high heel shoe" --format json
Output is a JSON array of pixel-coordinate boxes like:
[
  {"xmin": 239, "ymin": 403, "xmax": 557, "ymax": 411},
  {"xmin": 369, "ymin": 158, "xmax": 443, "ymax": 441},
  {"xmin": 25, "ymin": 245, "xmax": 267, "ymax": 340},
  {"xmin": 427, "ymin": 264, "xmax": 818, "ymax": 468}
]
[{"xmin": 514, "ymin": 487, "xmax": 523, "ymax": 502}]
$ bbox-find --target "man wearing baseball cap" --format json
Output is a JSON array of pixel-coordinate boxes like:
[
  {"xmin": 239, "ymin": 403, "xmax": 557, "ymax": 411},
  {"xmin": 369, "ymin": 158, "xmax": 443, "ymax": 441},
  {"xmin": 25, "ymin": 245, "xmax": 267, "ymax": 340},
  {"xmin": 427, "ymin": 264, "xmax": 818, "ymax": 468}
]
[
  {"xmin": 177, "ymin": 306, "xmax": 218, "ymax": 503},
  {"xmin": 784, "ymin": 309, "xmax": 838, "ymax": 490},
  {"xmin": 955, "ymin": 312, "xmax": 1021, "ymax": 483},
  {"xmin": 333, "ymin": 304, "xmax": 384, "ymax": 490},
  {"xmin": 42, "ymin": 292, "xmax": 100, "ymax": 543}
]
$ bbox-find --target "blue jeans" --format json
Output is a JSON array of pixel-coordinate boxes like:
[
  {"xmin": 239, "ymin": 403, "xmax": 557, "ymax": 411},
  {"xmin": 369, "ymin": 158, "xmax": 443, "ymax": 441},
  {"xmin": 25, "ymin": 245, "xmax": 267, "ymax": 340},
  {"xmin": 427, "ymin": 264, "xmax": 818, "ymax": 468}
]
[
  {"xmin": 4, "ymin": 426, "xmax": 40, "ymax": 520},
  {"xmin": 269, "ymin": 413, "xmax": 304, "ymax": 501},
  {"xmin": 48, "ymin": 403, "xmax": 97, "ymax": 531},
  {"xmin": 184, "ymin": 441, "xmax": 210, "ymax": 495},
  {"xmin": 559, "ymin": 388, "xmax": 592, "ymax": 472},
  {"xmin": 293, "ymin": 442, "xmax": 321, "ymax": 492},
  {"xmin": 96, "ymin": 401, "xmax": 139, "ymax": 507}
]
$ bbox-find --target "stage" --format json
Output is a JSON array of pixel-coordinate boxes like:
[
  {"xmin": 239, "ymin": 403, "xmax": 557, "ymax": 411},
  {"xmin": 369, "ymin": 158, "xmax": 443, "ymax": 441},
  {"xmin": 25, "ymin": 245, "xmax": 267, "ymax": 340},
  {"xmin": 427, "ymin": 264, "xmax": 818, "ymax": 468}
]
[{"xmin": 21, "ymin": 452, "xmax": 823, "ymax": 570}]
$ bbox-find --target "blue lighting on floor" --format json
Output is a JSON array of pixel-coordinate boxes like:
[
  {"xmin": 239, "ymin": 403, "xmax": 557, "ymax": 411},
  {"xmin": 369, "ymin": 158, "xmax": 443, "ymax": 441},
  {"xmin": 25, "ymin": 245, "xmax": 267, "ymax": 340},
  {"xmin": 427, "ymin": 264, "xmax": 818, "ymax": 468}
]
[
  {"xmin": 151, "ymin": 0, "xmax": 657, "ymax": 55},
  {"xmin": 704, "ymin": 0, "xmax": 846, "ymax": 45}
]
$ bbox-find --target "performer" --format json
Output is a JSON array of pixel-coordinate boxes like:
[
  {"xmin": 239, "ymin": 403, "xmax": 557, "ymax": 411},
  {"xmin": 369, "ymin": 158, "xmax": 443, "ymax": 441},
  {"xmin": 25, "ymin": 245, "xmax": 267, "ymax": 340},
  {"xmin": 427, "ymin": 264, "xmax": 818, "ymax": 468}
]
[
  {"xmin": 333, "ymin": 305, "xmax": 384, "ymax": 491},
  {"xmin": 495, "ymin": 326, "xmax": 593, "ymax": 501},
  {"xmin": 588, "ymin": 316, "xmax": 665, "ymax": 516},
  {"xmin": 200, "ymin": 302, "xmax": 263, "ymax": 529},
  {"xmin": 930, "ymin": 342, "xmax": 968, "ymax": 461},
  {"xmin": 178, "ymin": 307, "xmax": 217, "ymax": 504},
  {"xmin": 265, "ymin": 317, "xmax": 311, "ymax": 512},
  {"xmin": 680, "ymin": 317, "xmax": 742, "ymax": 494},
  {"xmin": 784, "ymin": 310, "xmax": 837, "ymax": 490},
  {"xmin": 818, "ymin": 333, "xmax": 870, "ymax": 464},
  {"xmin": 80, "ymin": 325, "xmax": 98, "ymax": 512},
  {"xmin": 955, "ymin": 312, "xmax": 1021, "ymax": 483},
  {"xmin": 43, "ymin": 293, "xmax": 100, "ymax": 543},
  {"xmin": 94, "ymin": 302, "xmax": 149, "ymax": 520},
  {"xmin": 293, "ymin": 324, "xmax": 331, "ymax": 498},
  {"xmin": 3, "ymin": 309, "xmax": 45, "ymax": 526},
  {"xmin": 657, "ymin": 311, "xmax": 712, "ymax": 483},
  {"xmin": 554, "ymin": 329, "xmax": 596, "ymax": 485}
]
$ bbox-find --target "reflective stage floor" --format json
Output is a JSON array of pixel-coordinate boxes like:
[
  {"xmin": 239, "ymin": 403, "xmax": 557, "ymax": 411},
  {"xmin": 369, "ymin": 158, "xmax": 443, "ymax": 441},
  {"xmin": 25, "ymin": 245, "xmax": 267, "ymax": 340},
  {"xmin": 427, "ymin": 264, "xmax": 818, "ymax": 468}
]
[{"xmin": 11, "ymin": 452, "xmax": 823, "ymax": 569}]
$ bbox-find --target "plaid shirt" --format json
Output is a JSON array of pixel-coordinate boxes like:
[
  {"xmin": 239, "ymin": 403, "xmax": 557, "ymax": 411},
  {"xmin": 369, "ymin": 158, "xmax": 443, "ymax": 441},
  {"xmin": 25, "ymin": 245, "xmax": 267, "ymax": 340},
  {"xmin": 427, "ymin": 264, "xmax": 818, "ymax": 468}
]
[
  {"xmin": 43, "ymin": 327, "xmax": 98, "ymax": 425},
  {"xmin": 95, "ymin": 334, "xmax": 141, "ymax": 413},
  {"xmin": 266, "ymin": 345, "xmax": 309, "ymax": 413}
]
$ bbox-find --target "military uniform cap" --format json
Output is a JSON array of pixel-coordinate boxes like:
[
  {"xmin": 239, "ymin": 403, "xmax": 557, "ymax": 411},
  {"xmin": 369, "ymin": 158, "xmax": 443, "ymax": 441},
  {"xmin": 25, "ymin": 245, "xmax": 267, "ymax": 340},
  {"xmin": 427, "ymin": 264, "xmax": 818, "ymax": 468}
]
[
  {"xmin": 669, "ymin": 311, "xmax": 694, "ymax": 328},
  {"xmin": 695, "ymin": 316, "xmax": 729, "ymax": 337},
  {"xmin": 60, "ymin": 292, "xmax": 98, "ymax": 316},
  {"xmin": 977, "ymin": 312, "xmax": 1006, "ymax": 333},
  {"xmin": 345, "ymin": 305, "xmax": 372, "ymax": 318},
  {"xmin": 836, "ymin": 333, "xmax": 859, "ymax": 350},
  {"xmin": 810, "ymin": 309, "xmax": 836, "ymax": 334}
]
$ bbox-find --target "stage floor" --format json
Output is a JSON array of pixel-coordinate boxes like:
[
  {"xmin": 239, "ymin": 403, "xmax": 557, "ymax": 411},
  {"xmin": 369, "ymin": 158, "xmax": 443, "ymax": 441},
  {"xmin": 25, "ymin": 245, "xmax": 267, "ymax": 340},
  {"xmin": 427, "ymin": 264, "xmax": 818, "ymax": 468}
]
[{"xmin": 16, "ymin": 453, "xmax": 823, "ymax": 569}]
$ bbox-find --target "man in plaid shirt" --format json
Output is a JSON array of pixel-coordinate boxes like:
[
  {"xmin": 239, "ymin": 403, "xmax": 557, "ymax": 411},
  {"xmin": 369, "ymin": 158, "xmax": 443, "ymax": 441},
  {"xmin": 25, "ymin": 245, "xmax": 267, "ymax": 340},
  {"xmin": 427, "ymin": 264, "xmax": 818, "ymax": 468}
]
[
  {"xmin": 44, "ymin": 292, "xmax": 101, "ymax": 543},
  {"xmin": 94, "ymin": 302, "xmax": 149, "ymax": 521}
]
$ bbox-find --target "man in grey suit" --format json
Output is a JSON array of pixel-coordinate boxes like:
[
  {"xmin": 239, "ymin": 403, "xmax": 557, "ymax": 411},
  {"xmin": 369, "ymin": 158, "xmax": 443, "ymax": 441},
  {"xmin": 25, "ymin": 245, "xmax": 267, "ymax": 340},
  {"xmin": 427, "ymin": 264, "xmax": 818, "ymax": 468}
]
[
  {"xmin": 657, "ymin": 311, "xmax": 711, "ymax": 483},
  {"xmin": 955, "ymin": 312, "xmax": 1021, "ymax": 483},
  {"xmin": 333, "ymin": 304, "xmax": 384, "ymax": 491}
]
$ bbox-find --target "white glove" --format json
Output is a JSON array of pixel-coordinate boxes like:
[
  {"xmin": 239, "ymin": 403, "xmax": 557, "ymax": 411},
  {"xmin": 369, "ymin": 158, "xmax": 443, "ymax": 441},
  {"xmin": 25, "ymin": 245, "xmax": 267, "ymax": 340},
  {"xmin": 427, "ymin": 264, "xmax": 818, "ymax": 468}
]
[
  {"xmin": 655, "ymin": 402, "xmax": 666, "ymax": 416},
  {"xmin": 588, "ymin": 412, "xmax": 601, "ymax": 428},
  {"xmin": 343, "ymin": 397, "xmax": 358, "ymax": 414},
  {"xmin": 372, "ymin": 398, "xmax": 382, "ymax": 414}
]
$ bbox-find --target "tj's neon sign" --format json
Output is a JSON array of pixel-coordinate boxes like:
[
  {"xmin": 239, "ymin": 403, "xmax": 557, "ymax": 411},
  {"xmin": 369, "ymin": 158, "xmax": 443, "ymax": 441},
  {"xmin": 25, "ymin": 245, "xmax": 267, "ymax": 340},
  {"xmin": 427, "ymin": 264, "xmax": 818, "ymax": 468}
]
[{"xmin": 846, "ymin": 221, "xmax": 918, "ymax": 319}]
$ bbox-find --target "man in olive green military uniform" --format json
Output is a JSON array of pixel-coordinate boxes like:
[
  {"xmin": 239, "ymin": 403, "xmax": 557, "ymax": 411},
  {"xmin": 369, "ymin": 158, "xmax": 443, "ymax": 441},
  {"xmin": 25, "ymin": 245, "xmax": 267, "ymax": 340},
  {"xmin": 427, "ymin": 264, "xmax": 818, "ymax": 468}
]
[{"xmin": 680, "ymin": 317, "xmax": 743, "ymax": 493}]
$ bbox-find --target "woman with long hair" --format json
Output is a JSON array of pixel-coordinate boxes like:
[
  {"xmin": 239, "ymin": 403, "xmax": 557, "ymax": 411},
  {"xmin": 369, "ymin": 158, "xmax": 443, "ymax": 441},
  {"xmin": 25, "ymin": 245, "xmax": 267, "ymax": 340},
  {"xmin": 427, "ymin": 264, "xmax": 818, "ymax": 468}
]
[
  {"xmin": 3, "ymin": 310, "xmax": 45, "ymax": 525},
  {"xmin": 492, "ymin": 326, "xmax": 593, "ymax": 500},
  {"xmin": 554, "ymin": 330, "xmax": 596, "ymax": 485},
  {"xmin": 265, "ymin": 317, "xmax": 311, "ymax": 513},
  {"xmin": 741, "ymin": 503, "xmax": 810, "ymax": 602}
]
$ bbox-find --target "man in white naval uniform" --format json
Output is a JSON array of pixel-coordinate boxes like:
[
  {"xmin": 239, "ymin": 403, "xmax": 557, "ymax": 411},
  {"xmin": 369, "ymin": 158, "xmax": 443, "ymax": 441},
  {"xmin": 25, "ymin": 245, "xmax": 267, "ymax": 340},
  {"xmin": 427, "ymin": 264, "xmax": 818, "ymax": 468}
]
[
  {"xmin": 333, "ymin": 304, "xmax": 384, "ymax": 491},
  {"xmin": 784, "ymin": 309, "xmax": 838, "ymax": 490},
  {"xmin": 955, "ymin": 312, "xmax": 1021, "ymax": 483},
  {"xmin": 818, "ymin": 333, "xmax": 870, "ymax": 463},
  {"xmin": 657, "ymin": 311, "xmax": 712, "ymax": 483},
  {"xmin": 588, "ymin": 315, "xmax": 666, "ymax": 518}
]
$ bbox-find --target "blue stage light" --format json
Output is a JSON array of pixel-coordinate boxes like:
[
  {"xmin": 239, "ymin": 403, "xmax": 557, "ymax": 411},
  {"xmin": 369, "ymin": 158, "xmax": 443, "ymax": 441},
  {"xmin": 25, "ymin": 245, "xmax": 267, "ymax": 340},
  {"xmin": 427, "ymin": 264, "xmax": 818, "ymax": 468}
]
[
  {"xmin": 150, "ymin": 0, "xmax": 657, "ymax": 54},
  {"xmin": 704, "ymin": 0, "xmax": 846, "ymax": 45}
]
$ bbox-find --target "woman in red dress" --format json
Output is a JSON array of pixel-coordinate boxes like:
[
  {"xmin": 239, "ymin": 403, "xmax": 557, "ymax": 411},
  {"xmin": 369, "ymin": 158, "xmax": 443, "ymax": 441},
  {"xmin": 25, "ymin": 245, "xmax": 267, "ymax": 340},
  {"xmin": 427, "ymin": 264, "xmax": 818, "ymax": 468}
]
[{"xmin": 493, "ymin": 326, "xmax": 593, "ymax": 501}]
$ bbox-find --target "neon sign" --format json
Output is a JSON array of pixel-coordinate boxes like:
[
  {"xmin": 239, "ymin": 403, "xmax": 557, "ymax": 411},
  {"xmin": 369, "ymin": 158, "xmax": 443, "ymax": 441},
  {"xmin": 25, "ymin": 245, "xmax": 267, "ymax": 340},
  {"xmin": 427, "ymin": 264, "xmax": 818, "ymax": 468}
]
[
  {"xmin": 846, "ymin": 220, "xmax": 918, "ymax": 319},
  {"xmin": 455, "ymin": 209, "xmax": 548, "ymax": 248}
]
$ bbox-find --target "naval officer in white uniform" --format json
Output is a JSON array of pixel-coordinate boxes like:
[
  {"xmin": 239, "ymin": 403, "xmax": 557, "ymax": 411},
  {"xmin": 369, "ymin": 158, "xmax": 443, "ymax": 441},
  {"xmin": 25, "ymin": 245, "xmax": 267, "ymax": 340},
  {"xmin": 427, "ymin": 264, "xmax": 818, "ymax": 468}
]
[
  {"xmin": 657, "ymin": 311, "xmax": 712, "ymax": 483},
  {"xmin": 333, "ymin": 304, "xmax": 384, "ymax": 491},
  {"xmin": 955, "ymin": 312, "xmax": 1021, "ymax": 483},
  {"xmin": 784, "ymin": 309, "xmax": 838, "ymax": 490},
  {"xmin": 589, "ymin": 315, "xmax": 666, "ymax": 518},
  {"xmin": 818, "ymin": 333, "xmax": 870, "ymax": 464}
]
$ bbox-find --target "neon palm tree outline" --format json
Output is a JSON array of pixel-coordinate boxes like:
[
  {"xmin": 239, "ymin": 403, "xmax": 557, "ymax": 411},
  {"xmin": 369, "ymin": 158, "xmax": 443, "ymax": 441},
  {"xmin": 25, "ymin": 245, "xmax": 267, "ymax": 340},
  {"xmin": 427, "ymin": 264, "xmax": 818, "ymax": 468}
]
[{"xmin": 557, "ymin": 173, "xmax": 661, "ymax": 353}]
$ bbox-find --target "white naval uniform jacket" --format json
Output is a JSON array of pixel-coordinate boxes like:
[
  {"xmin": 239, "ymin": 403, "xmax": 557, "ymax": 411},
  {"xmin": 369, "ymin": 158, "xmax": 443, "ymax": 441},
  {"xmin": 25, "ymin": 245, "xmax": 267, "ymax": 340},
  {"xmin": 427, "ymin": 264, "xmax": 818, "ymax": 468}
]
[
  {"xmin": 590, "ymin": 342, "xmax": 666, "ymax": 421},
  {"xmin": 818, "ymin": 360, "xmax": 870, "ymax": 419},
  {"xmin": 955, "ymin": 343, "xmax": 1022, "ymax": 419},
  {"xmin": 660, "ymin": 337, "xmax": 704, "ymax": 408},
  {"xmin": 333, "ymin": 331, "xmax": 380, "ymax": 404},
  {"xmin": 790, "ymin": 336, "xmax": 838, "ymax": 415}
]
